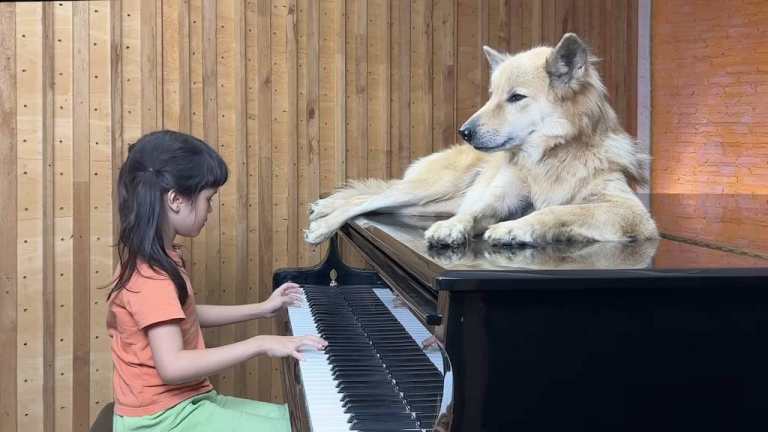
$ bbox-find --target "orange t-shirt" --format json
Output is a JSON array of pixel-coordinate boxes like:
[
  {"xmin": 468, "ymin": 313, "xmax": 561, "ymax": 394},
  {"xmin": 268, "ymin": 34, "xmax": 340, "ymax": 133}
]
[{"xmin": 107, "ymin": 251, "xmax": 213, "ymax": 417}]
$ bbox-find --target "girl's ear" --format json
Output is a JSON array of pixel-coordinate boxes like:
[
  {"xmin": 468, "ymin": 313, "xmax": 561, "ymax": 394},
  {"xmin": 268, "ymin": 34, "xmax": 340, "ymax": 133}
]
[{"xmin": 167, "ymin": 190, "xmax": 183, "ymax": 213}]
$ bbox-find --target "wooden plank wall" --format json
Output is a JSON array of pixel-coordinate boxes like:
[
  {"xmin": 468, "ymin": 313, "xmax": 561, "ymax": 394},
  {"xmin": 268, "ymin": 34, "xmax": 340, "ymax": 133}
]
[{"xmin": 0, "ymin": 1, "xmax": 637, "ymax": 431}]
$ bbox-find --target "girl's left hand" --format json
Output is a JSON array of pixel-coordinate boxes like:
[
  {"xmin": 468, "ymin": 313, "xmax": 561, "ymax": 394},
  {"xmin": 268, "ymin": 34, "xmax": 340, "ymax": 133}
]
[{"xmin": 260, "ymin": 282, "xmax": 303, "ymax": 317}]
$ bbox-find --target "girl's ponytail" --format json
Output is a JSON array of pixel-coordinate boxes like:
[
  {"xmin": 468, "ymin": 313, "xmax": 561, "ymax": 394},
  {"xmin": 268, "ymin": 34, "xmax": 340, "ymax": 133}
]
[{"xmin": 109, "ymin": 131, "xmax": 228, "ymax": 305}]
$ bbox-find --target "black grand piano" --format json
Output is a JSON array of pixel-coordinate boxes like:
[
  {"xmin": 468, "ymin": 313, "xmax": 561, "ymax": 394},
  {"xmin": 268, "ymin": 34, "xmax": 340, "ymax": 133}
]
[{"xmin": 274, "ymin": 194, "xmax": 768, "ymax": 432}]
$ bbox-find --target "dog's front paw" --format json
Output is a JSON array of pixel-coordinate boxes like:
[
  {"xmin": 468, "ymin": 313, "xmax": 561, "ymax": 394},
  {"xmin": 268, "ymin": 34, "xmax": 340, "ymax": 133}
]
[
  {"xmin": 309, "ymin": 196, "xmax": 341, "ymax": 222},
  {"xmin": 425, "ymin": 219, "xmax": 472, "ymax": 246},
  {"xmin": 304, "ymin": 219, "xmax": 337, "ymax": 245},
  {"xmin": 483, "ymin": 220, "xmax": 535, "ymax": 245}
]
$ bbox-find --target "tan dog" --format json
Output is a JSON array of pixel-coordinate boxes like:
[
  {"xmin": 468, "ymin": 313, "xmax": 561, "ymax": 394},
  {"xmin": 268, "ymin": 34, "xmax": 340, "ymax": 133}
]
[{"xmin": 305, "ymin": 33, "xmax": 658, "ymax": 246}]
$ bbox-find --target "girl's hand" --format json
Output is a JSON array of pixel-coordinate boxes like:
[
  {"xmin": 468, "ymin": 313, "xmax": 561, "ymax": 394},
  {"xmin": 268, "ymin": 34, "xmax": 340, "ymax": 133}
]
[
  {"xmin": 260, "ymin": 282, "xmax": 303, "ymax": 317},
  {"xmin": 259, "ymin": 335, "xmax": 328, "ymax": 361}
]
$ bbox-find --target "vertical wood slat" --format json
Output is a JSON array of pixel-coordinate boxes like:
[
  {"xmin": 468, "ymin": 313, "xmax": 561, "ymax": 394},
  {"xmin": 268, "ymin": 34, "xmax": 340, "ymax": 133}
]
[
  {"xmin": 122, "ymin": 0, "xmax": 141, "ymax": 145},
  {"xmin": 0, "ymin": 3, "xmax": 17, "ymax": 432},
  {"xmin": 334, "ymin": 0, "xmax": 346, "ymax": 188},
  {"xmin": 478, "ymin": 0, "xmax": 489, "ymax": 94},
  {"xmin": 456, "ymin": 0, "xmax": 481, "ymax": 132},
  {"xmin": 111, "ymin": 0, "xmax": 124, "ymax": 264},
  {"xmin": 71, "ymin": 2, "xmax": 90, "ymax": 430},
  {"xmin": 366, "ymin": 0, "xmax": 389, "ymax": 179},
  {"xmin": 41, "ymin": 3, "xmax": 56, "ymax": 431},
  {"xmin": 298, "ymin": 0, "xmax": 321, "ymax": 266},
  {"xmin": 521, "ymin": 0, "xmax": 542, "ymax": 48},
  {"xmin": 624, "ymin": 0, "xmax": 638, "ymax": 136},
  {"xmin": 16, "ymin": 5, "xmax": 45, "ymax": 430},
  {"xmin": 53, "ymin": 2, "xmax": 75, "ymax": 430},
  {"xmin": 340, "ymin": 0, "xmax": 366, "ymax": 267},
  {"xmin": 163, "ymin": 0, "xmax": 181, "ymax": 132},
  {"xmin": 318, "ymin": 0, "xmax": 341, "ymax": 195},
  {"xmin": 88, "ymin": 1, "xmax": 113, "ymax": 421},
  {"xmin": 508, "ymin": 0, "xmax": 524, "ymax": 53},
  {"xmin": 410, "ymin": 0, "xmax": 432, "ymax": 160},
  {"xmin": 488, "ymin": 0, "xmax": 510, "ymax": 52},
  {"xmin": 140, "ymin": 0, "xmax": 157, "ymax": 133},
  {"xmin": 345, "ymin": 0, "xmax": 366, "ymax": 180},
  {"xmin": 390, "ymin": 0, "xmax": 410, "ymax": 178},
  {"xmin": 433, "ymin": 0, "xmax": 456, "ymax": 152}
]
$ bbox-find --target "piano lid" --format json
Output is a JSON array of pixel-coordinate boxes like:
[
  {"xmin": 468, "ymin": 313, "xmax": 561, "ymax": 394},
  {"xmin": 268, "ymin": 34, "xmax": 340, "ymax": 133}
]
[{"xmin": 344, "ymin": 194, "xmax": 768, "ymax": 292}]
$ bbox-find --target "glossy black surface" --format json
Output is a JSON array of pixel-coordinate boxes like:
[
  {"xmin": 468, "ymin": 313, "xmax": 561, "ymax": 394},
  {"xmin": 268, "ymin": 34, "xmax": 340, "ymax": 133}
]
[
  {"xmin": 279, "ymin": 194, "xmax": 768, "ymax": 432},
  {"xmin": 445, "ymin": 281, "xmax": 768, "ymax": 431},
  {"xmin": 348, "ymin": 212, "xmax": 768, "ymax": 281}
]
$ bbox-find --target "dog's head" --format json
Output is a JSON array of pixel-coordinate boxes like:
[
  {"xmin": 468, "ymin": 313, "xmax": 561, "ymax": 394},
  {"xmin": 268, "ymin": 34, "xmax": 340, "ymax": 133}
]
[{"xmin": 459, "ymin": 33, "xmax": 608, "ymax": 155}]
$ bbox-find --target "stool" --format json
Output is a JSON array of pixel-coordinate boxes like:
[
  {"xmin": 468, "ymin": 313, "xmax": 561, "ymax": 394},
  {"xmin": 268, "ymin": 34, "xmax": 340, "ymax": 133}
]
[{"xmin": 89, "ymin": 402, "xmax": 114, "ymax": 432}]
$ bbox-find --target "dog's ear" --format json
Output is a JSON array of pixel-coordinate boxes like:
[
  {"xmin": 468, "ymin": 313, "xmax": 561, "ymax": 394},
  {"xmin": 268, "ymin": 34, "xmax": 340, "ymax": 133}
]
[
  {"xmin": 546, "ymin": 33, "xmax": 589, "ymax": 90},
  {"xmin": 483, "ymin": 45, "xmax": 506, "ymax": 72}
]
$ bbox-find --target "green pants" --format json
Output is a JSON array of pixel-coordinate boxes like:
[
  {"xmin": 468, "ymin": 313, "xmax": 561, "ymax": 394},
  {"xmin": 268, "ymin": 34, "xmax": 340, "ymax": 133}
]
[{"xmin": 113, "ymin": 390, "xmax": 291, "ymax": 432}]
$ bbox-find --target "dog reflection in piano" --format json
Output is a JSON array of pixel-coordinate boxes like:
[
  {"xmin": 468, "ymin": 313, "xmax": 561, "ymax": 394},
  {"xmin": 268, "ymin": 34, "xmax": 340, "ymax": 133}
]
[{"xmin": 305, "ymin": 33, "xmax": 658, "ymax": 247}]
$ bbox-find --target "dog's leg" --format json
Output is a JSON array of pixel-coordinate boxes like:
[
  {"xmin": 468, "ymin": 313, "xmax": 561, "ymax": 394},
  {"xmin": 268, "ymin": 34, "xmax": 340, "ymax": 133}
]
[
  {"xmin": 483, "ymin": 198, "xmax": 658, "ymax": 245},
  {"xmin": 305, "ymin": 145, "xmax": 488, "ymax": 244},
  {"xmin": 305, "ymin": 179, "xmax": 461, "ymax": 244},
  {"xmin": 424, "ymin": 156, "xmax": 529, "ymax": 246},
  {"xmin": 309, "ymin": 179, "xmax": 393, "ymax": 222}
]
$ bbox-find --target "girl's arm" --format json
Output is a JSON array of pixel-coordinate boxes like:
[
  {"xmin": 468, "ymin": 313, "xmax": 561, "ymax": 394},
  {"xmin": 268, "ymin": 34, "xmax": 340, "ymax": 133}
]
[
  {"xmin": 196, "ymin": 303, "xmax": 267, "ymax": 328},
  {"xmin": 196, "ymin": 282, "xmax": 302, "ymax": 328},
  {"xmin": 147, "ymin": 321, "xmax": 326, "ymax": 385}
]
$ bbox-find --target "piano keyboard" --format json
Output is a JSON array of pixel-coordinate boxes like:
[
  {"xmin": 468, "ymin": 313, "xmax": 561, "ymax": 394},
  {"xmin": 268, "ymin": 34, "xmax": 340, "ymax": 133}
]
[{"xmin": 288, "ymin": 284, "xmax": 445, "ymax": 432}]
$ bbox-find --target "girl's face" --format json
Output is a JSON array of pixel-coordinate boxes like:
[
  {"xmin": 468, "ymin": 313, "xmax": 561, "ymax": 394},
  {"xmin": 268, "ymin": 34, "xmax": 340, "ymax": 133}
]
[{"xmin": 167, "ymin": 188, "xmax": 217, "ymax": 238}]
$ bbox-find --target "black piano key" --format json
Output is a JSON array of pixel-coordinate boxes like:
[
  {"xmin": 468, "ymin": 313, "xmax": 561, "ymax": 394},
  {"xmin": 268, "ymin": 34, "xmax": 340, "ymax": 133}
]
[{"xmin": 299, "ymin": 285, "xmax": 444, "ymax": 431}]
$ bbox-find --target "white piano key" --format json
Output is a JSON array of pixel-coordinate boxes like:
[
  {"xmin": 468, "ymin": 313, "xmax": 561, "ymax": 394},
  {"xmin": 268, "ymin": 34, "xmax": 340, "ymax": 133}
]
[{"xmin": 288, "ymin": 293, "xmax": 352, "ymax": 431}]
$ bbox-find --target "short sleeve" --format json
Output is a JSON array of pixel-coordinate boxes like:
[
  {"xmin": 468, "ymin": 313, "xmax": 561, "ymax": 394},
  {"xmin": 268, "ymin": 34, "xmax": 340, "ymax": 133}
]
[{"xmin": 124, "ymin": 267, "xmax": 186, "ymax": 330}]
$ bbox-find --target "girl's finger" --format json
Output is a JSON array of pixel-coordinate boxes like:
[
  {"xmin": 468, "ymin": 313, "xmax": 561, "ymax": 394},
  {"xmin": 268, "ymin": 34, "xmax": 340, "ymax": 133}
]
[
  {"xmin": 305, "ymin": 335, "xmax": 327, "ymax": 347},
  {"xmin": 291, "ymin": 351, "xmax": 304, "ymax": 361},
  {"xmin": 284, "ymin": 286, "xmax": 302, "ymax": 296}
]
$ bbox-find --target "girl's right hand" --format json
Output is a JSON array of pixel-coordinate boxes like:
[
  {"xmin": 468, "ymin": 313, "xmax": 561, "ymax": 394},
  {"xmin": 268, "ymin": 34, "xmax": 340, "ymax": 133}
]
[{"xmin": 257, "ymin": 335, "xmax": 327, "ymax": 361}]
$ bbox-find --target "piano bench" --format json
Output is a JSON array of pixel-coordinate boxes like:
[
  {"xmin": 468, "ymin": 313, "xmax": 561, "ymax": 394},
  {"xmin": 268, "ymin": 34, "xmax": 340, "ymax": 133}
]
[{"xmin": 89, "ymin": 402, "xmax": 114, "ymax": 432}]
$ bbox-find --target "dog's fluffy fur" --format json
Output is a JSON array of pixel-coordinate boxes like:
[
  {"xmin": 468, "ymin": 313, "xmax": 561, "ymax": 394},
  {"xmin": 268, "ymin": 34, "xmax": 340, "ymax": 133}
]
[{"xmin": 305, "ymin": 33, "xmax": 658, "ymax": 246}]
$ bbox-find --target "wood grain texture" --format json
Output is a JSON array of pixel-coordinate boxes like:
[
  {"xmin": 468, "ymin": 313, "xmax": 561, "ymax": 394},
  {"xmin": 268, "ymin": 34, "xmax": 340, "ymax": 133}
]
[
  {"xmin": 53, "ymin": 3, "xmax": 75, "ymax": 430},
  {"xmin": 0, "ymin": 3, "xmax": 641, "ymax": 423},
  {"xmin": 71, "ymin": 3, "xmax": 91, "ymax": 430},
  {"xmin": 298, "ymin": 0, "xmax": 321, "ymax": 266},
  {"xmin": 88, "ymin": 2, "xmax": 113, "ymax": 422},
  {"xmin": 432, "ymin": 0, "xmax": 456, "ymax": 151},
  {"xmin": 0, "ymin": 4, "xmax": 17, "ymax": 431},
  {"xmin": 410, "ymin": 0, "xmax": 432, "ymax": 160},
  {"xmin": 41, "ymin": 4, "xmax": 55, "ymax": 431}
]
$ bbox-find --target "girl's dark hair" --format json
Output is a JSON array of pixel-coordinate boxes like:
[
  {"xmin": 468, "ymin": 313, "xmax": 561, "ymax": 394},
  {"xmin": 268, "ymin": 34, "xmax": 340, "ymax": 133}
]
[{"xmin": 108, "ymin": 130, "xmax": 228, "ymax": 305}]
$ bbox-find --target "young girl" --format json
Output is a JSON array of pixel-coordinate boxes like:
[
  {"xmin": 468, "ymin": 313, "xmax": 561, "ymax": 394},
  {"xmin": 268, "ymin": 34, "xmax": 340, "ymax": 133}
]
[{"xmin": 107, "ymin": 130, "xmax": 326, "ymax": 431}]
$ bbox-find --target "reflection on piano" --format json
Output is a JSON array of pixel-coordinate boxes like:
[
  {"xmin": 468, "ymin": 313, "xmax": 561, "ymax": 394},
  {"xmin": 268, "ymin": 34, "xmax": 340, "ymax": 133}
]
[{"xmin": 275, "ymin": 195, "xmax": 768, "ymax": 432}]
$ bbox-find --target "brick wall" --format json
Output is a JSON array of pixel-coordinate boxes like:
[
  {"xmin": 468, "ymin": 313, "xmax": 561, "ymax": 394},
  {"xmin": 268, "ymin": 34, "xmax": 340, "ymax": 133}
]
[{"xmin": 651, "ymin": 0, "xmax": 768, "ymax": 194}]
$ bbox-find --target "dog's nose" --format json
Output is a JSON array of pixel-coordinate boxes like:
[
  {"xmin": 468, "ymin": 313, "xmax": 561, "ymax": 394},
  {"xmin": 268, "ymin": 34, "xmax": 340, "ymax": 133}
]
[{"xmin": 458, "ymin": 127, "xmax": 473, "ymax": 142}]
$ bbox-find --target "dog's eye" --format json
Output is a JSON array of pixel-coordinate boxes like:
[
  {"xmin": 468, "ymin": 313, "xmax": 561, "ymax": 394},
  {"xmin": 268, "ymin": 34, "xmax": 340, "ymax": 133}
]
[{"xmin": 507, "ymin": 93, "xmax": 526, "ymax": 103}]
